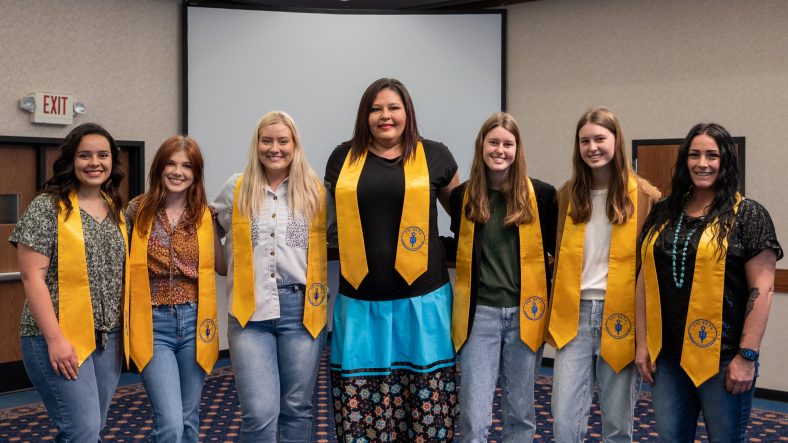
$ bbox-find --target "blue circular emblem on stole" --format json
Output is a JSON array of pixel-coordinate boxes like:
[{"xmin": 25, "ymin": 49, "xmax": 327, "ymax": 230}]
[
  {"xmin": 688, "ymin": 319, "xmax": 717, "ymax": 348},
  {"xmin": 523, "ymin": 296, "xmax": 546, "ymax": 321},
  {"xmin": 400, "ymin": 226, "xmax": 426, "ymax": 251}
]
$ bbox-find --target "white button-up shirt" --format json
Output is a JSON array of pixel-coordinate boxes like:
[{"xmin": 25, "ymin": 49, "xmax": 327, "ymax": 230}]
[{"xmin": 214, "ymin": 173, "xmax": 308, "ymax": 321}]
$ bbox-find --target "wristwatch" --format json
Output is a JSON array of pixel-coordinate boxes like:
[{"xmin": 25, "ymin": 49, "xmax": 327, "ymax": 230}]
[{"xmin": 738, "ymin": 347, "xmax": 759, "ymax": 362}]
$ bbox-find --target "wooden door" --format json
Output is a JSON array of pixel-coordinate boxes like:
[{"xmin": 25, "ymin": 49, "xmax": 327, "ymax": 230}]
[{"xmin": 0, "ymin": 145, "xmax": 38, "ymax": 364}]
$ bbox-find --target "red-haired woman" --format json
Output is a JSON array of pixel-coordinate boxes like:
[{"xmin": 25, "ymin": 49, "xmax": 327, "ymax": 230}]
[{"xmin": 125, "ymin": 136, "xmax": 224, "ymax": 443}]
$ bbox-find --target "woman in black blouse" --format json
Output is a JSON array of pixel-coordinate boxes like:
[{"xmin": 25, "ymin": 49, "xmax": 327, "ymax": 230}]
[
  {"xmin": 635, "ymin": 123, "xmax": 782, "ymax": 442},
  {"xmin": 325, "ymin": 78, "xmax": 460, "ymax": 441}
]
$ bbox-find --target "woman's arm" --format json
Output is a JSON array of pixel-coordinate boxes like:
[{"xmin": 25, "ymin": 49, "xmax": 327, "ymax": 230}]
[
  {"xmin": 634, "ymin": 268, "xmax": 656, "ymax": 384},
  {"xmin": 213, "ymin": 219, "xmax": 227, "ymax": 276},
  {"xmin": 438, "ymin": 171, "xmax": 460, "ymax": 214},
  {"xmin": 725, "ymin": 248, "xmax": 777, "ymax": 394},
  {"xmin": 17, "ymin": 244, "xmax": 79, "ymax": 380}
]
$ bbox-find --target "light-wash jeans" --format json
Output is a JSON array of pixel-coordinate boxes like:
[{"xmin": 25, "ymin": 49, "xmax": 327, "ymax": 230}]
[
  {"xmin": 459, "ymin": 305, "xmax": 542, "ymax": 443},
  {"xmin": 228, "ymin": 284, "xmax": 326, "ymax": 443},
  {"xmin": 21, "ymin": 330, "xmax": 122, "ymax": 443},
  {"xmin": 141, "ymin": 303, "xmax": 206, "ymax": 443},
  {"xmin": 551, "ymin": 300, "xmax": 640, "ymax": 443},
  {"xmin": 652, "ymin": 356, "xmax": 756, "ymax": 443}
]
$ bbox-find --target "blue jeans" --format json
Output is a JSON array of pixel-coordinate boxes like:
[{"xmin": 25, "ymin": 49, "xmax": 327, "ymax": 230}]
[
  {"xmin": 228, "ymin": 284, "xmax": 326, "ymax": 443},
  {"xmin": 21, "ymin": 330, "xmax": 122, "ymax": 443},
  {"xmin": 651, "ymin": 356, "xmax": 756, "ymax": 443},
  {"xmin": 551, "ymin": 300, "xmax": 640, "ymax": 443},
  {"xmin": 459, "ymin": 305, "xmax": 542, "ymax": 443},
  {"xmin": 141, "ymin": 303, "xmax": 206, "ymax": 443}
]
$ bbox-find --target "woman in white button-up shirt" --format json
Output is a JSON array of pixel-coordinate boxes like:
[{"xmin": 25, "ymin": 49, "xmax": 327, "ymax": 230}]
[{"xmin": 213, "ymin": 111, "xmax": 326, "ymax": 443}]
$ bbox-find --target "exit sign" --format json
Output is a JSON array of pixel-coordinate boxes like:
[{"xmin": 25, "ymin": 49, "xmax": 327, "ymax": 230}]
[{"xmin": 32, "ymin": 92, "xmax": 74, "ymax": 124}]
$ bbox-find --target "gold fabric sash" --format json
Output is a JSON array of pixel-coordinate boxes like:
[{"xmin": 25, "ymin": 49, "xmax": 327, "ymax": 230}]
[
  {"xmin": 451, "ymin": 179, "xmax": 548, "ymax": 352},
  {"xmin": 303, "ymin": 185, "xmax": 329, "ymax": 338},
  {"xmin": 642, "ymin": 195, "xmax": 740, "ymax": 386},
  {"xmin": 231, "ymin": 175, "xmax": 255, "ymax": 327},
  {"xmin": 549, "ymin": 176, "xmax": 638, "ymax": 372},
  {"xmin": 335, "ymin": 142, "xmax": 429, "ymax": 288},
  {"xmin": 127, "ymin": 208, "xmax": 218, "ymax": 373},
  {"xmin": 59, "ymin": 192, "xmax": 129, "ymax": 366}
]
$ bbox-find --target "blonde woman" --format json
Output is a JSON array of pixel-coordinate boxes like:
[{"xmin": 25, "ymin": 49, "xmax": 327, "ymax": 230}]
[{"xmin": 213, "ymin": 111, "xmax": 328, "ymax": 442}]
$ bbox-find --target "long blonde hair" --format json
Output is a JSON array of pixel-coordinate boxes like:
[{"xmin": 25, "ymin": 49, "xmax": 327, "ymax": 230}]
[
  {"xmin": 236, "ymin": 111, "xmax": 322, "ymax": 221},
  {"xmin": 569, "ymin": 107, "xmax": 634, "ymax": 224},
  {"xmin": 465, "ymin": 112, "xmax": 534, "ymax": 225}
]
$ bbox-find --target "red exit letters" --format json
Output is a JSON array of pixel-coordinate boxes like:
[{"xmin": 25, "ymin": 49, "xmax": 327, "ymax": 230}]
[{"xmin": 43, "ymin": 94, "xmax": 68, "ymax": 115}]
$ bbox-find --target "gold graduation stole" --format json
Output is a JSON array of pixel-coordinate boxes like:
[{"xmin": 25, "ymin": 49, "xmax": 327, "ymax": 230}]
[
  {"xmin": 231, "ymin": 175, "xmax": 256, "ymax": 327},
  {"xmin": 335, "ymin": 142, "xmax": 430, "ymax": 288},
  {"xmin": 231, "ymin": 175, "xmax": 329, "ymax": 336},
  {"xmin": 127, "ymin": 208, "xmax": 218, "ymax": 373},
  {"xmin": 303, "ymin": 185, "xmax": 329, "ymax": 338},
  {"xmin": 549, "ymin": 176, "xmax": 638, "ymax": 372},
  {"xmin": 59, "ymin": 192, "xmax": 129, "ymax": 366},
  {"xmin": 452, "ymin": 179, "xmax": 548, "ymax": 352},
  {"xmin": 642, "ymin": 195, "xmax": 741, "ymax": 387}
]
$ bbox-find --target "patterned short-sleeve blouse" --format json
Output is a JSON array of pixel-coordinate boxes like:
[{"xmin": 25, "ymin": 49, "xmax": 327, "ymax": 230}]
[{"xmin": 8, "ymin": 194, "xmax": 128, "ymax": 337}]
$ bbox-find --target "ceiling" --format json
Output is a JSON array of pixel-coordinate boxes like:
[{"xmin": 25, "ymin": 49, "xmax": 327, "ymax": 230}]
[{"xmin": 202, "ymin": 0, "xmax": 529, "ymax": 11}]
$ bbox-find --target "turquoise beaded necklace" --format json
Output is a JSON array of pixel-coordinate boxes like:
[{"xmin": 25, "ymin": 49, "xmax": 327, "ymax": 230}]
[{"xmin": 671, "ymin": 210, "xmax": 699, "ymax": 288}]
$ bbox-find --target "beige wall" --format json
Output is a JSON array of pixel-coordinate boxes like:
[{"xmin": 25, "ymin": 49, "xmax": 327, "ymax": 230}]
[
  {"xmin": 508, "ymin": 0, "xmax": 787, "ymax": 391},
  {"xmin": 0, "ymin": 0, "xmax": 181, "ymax": 168}
]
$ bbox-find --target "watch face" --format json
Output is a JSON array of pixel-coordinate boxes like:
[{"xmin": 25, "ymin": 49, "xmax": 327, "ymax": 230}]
[{"xmin": 741, "ymin": 349, "xmax": 758, "ymax": 361}]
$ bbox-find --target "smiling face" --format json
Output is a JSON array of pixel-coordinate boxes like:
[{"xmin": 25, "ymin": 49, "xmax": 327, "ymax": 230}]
[
  {"xmin": 73, "ymin": 134, "xmax": 112, "ymax": 190},
  {"xmin": 368, "ymin": 88, "xmax": 406, "ymax": 149},
  {"xmin": 687, "ymin": 133, "xmax": 720, "ymax": 191},
  {"xmin": 257, "ymin": 122, "xmax": 294, "ymax": 182},
  {"xmin": 162, "ymin": 149, "xmax": 195, "ymax": 196},
  {"xmin": 577, "ymin": 123, "xmax": 615, "ymax": 172},
  {"xmin": 482, "ymin": 126, "xmax": 517, "ymax": 178}
]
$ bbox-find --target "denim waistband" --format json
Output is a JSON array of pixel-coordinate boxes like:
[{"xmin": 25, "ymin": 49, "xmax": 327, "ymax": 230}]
[{"xmin": 278, "ymin": 283, "xmax": 306, "ymax": 292}]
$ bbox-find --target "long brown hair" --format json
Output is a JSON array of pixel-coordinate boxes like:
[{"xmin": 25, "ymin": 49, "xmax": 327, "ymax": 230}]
[
  {"xmin": 134, "ymin": 136, "xmax": 208, "ymax": 235},
  {"xmin": 465, "ymin": 112, "xmax": 534, "ymax": 225},
  {"xmin": 346, "ymin": 78, "xmax": 421, "ymax": 163},
  {"xmin": 569, "ymin": 107, "xmax": 634, "ymax": 224}
]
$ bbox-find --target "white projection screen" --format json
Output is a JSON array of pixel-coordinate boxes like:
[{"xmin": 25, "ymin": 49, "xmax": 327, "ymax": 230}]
[
  {"xmin": 186, "ymin": 4, "xmax": 505, "ymax": 207},
  {"xmin": 186, "ymin": 4, "xmax": 504, "ymax": 344}
]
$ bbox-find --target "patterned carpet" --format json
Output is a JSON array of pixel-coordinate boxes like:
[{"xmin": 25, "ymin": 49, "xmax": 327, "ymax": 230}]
[{"xmin": 1, "ymin": 351, "xmax": 787, "ymax": 442}]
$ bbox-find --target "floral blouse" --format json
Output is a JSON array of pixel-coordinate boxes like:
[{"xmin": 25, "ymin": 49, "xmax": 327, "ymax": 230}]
[
  {"xmin": 126, "ymin": 195, "xmax": 217, "ymax": 306},
  {"xmin": 8, "ymin": 194, "xmax": 128, "ymax": 338}
]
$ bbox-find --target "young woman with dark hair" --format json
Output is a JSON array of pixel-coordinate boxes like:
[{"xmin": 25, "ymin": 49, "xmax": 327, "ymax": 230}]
[
  {"xmin": 10, "ymin": 122, "xmax": 129, "ymax": 441},
  {"xmin": 636, "ymin": 123, "xmax": 782, "ymax": 442},
  {"xmin": 325, "ymin": 78, "xmax": 460, "ymax": 441}
]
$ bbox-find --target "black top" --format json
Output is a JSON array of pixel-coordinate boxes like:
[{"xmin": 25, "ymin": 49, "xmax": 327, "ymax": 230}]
[
  {"xmin": 443, "ymin": 179, "xmax": 558, "ymax": 329},
  {"xmin": 642, "ymin": 198, "xmax": 782, "ymax": 359},
  {"xmin": 325, "ymin": 139, "xmax": 458, "ymax": 300}
]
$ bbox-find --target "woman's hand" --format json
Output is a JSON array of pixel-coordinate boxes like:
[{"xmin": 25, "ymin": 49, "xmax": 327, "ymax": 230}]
[
  {"xmin": 725, "ymin": 355, "xmax": 755, "ymax": 394},
  {"xmin": 46, "ymin": 334, "xmax": 79, "ymax": 380},
  {"xmin": 635, "ymin": 343, "xmax": 656, "ymax": 384}
]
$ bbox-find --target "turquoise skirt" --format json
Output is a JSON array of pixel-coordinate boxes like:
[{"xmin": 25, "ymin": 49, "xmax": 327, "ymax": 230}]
[
  {"xmin": 329, "ymin": 282, "xmax": 456, "ymax": 377},
  {"xmin": 329, "ymin": 282, "xmax": 458, "ymax": 441}
]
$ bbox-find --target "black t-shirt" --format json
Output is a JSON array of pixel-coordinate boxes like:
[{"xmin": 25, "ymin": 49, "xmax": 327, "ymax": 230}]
[
  {"xmin": 324, "ymin": 140, "xmax": 458, "ymax": 300},
  {"xmin": 643, "ymin": 198, "xmax": 782, "ymax": 359}
]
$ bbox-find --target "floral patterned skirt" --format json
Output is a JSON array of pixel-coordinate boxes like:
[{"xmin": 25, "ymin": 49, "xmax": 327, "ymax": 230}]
[{"xmin": 329, "ymin": 283, "xmax": 458, "ymax": 442}]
